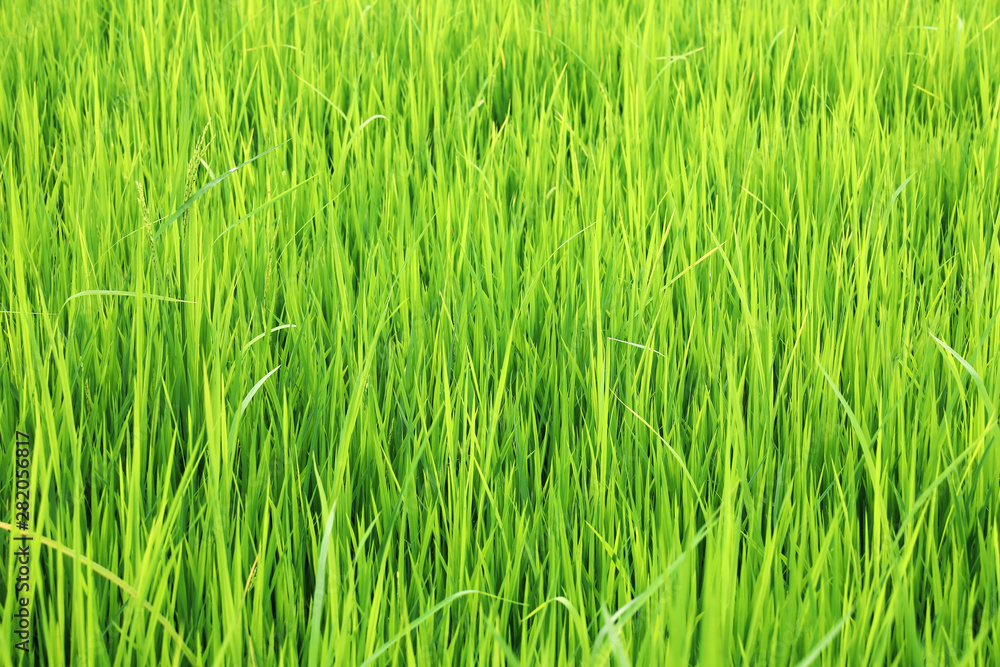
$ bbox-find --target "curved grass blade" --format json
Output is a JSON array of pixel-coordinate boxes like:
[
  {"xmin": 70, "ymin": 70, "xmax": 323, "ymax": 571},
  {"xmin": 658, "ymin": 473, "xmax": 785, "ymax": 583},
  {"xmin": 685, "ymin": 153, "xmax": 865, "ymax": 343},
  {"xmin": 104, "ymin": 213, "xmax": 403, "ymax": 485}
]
[
  {"xmin": 816, "ymin": 359, "xmax": 880, "ymax": 486},
  {"xmin": 151, "ymin": 141, "xmax": 289, "ymax": 241},
  {"xmin": 241, "ymin": 324, "xmax": 297, "ymax": 353},
  {"xmin": 360, "ymin": 591, "xmax": 489, "ymax": 667},
  {"xmin": 62, "ymin": 290, "xmax": 196, "ymax": 310},
  {"xmin": 929, "ymin": 330, "xmax": 996, "ymax": 415},
  {"xmin": 228, "ymin": 365, "xmax": 281, "ymax": 451},
  {"xmin": 887, "ymin": 174, "xmax": 915, "ymax": 212},
  {"xmin": 0, "ymin": 521, "xmax": 199, "ymax": 665},
  {"xmin": 607, "ymin": 336, "xmax": 666, "ymax": 358},
  {"xmin": 522, "ymin": 596, "xmax": 591, "ymax": 662},
  {"xmin": 612, "ymin": 390, "xmax": 710, "ymax": 518},
  {"xmin": 343, "ymin": 115, "xmax": 387, "ymax": 154},
  {"xmin": 295, "ymin": 73, "xmax": 349, "ymax": 121}
]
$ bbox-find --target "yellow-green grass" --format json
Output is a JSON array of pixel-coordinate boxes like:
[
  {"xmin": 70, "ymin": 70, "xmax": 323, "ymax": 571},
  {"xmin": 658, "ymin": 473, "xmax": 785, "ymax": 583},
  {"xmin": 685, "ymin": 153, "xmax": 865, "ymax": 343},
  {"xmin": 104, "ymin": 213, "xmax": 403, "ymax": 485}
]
[{"xmin": 2, "ymin": 0, "xmax": 1000, "ymax": 664}]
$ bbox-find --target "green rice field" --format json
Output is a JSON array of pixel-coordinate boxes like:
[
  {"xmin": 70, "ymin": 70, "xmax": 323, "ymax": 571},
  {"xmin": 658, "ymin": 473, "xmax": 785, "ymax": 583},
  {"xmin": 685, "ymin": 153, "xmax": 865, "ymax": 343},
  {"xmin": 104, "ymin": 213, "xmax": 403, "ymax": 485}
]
[{"xmin": 2, "ymin": 0, "xmax": 1000, "ymax": 664}]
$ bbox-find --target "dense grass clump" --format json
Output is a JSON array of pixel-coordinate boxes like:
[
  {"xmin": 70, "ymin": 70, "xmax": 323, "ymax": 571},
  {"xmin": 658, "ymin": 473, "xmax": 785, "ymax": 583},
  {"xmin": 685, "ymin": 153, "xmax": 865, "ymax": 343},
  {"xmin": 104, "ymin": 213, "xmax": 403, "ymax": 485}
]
[{"xmin": 2, "ymin": 0, "xmax": 1000, "ymax": 664}]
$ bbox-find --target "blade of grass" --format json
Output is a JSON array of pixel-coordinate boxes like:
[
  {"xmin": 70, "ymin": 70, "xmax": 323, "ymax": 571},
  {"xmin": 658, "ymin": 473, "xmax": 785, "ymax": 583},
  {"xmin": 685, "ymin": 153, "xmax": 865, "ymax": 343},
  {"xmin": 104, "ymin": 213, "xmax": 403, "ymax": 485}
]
[
  {"xmin": 0, "ymin": 521, "xmax": 199, "ymax": 665},
  {"xmin": 151, "ymin": 141, "xmax": 289, "ymax": 241}
]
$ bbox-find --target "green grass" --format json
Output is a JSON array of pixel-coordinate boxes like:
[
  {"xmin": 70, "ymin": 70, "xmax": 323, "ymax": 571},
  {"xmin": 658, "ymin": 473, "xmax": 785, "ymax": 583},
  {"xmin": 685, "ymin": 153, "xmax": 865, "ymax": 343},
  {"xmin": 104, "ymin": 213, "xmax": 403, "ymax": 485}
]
[{"xmin": 2, "ymin": 0, "xmax": 1000, "ymax": 664}]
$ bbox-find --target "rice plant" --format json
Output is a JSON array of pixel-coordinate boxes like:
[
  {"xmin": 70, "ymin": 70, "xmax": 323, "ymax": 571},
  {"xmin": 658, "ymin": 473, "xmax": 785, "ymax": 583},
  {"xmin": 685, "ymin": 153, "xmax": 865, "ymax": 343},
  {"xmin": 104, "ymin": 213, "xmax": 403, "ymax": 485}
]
[{"xmin": 1, "ymin": 0, "xmax": 999, "ymax": 664}]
